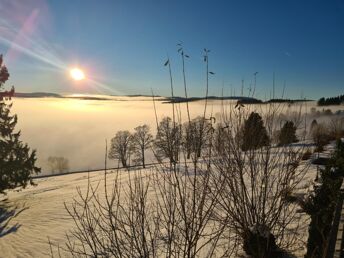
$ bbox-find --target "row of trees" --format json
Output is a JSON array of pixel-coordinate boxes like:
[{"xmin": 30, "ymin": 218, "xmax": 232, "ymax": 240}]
[
  {"xmin": 109, "ymin": 125, "xmax": 153, "ymax": 168},
  {"xmin": 318, "ymin": 94, "xmax": 344, "ymax": 106},
  {"xmin": 109, "ymin": 113, "xmax": 299, "ymax": 170}
]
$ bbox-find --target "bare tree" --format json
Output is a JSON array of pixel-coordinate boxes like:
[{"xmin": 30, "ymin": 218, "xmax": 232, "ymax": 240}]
[
  {"xmin": 154, "ymin": 117, "xmax": 181, "ymax": 166},
  {"xmin": 182, "ymin": 116, "xmax": 212, "ymax": 162},
  {"xmin": 311, "ymin": 123, "xmax": 330, "ymax": 152},
  {"xmin": 109, "ymin": 130, "xmax": 134, "ymax": 168},
  {"xmin": 132, "ymin": 124, "xmax": 153, "ymax": 168},
  {"xmin": 47, "ymin": 156, "xmax": 69, "ymax": 174}
]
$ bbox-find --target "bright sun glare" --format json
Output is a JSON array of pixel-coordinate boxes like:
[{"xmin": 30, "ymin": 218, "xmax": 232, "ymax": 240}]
[{"xmin": 70, "ymin": 68, "xmax": 85, "ymax": 81}]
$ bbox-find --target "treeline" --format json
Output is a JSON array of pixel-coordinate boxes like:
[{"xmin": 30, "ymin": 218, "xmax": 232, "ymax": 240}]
[
  {"xmin": 164, "ymin": 96, "xmax": 262, "ymax": 104},
  {"xmin": 108, "ymin": 113, "xmax": 300, "ymax": 169},
  {"xmin": 265, "ymin": 98, "xmax": 312, "ymax": 104},
  {"xmin": 318, "ymin": 94, "xmax": 344, "ymax": 106}
]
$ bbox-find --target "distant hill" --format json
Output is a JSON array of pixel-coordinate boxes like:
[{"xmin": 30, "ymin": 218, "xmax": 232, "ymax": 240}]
[
  {"xmin": 318, "ymin": 95, "xmax": 344, "ymax": 106},
  {"xmin": 164, "ymin": 96, "xmax": 262, "ymax": 104},
  {"xmin": 12, "ymin": 92, "xmax": 316, "ymax": 104},
  {"xmin": 265, "ymin": 98, "xmax": 313, "ymax": 103},
  {"xmin": 14, "ymin": 92, "xmax": 62, "ymax": 98}
]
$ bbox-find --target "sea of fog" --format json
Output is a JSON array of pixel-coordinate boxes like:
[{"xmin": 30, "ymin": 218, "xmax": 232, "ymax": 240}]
[{"xmin": 10, "ymin": 96, "xmax": 340, "ymax": 174}]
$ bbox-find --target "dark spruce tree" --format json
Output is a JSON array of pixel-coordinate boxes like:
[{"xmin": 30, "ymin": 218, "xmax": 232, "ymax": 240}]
[
  {"xmin": 278, "ymin": 121, "xmax": 298, "ymax": 146},
  {"xmin": 241, "ymin": 112, "xmax": 270, "ymax": 151},
  {"xmin": 0, "ymin": 55, "xmax": 40, "ymax": 194}
]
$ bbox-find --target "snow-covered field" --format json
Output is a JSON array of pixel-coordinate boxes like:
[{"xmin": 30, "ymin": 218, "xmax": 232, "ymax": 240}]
[
  {"xmin": 0, "ymin": 169, "xmax": 128, "ymax": 258},
  {"xmin": 1, "ymin": 97, "xmax": 343, "ymax": 257},
  {"xmin": 0, "ymin": 141, "xmax": 336, "ymax": 258}
]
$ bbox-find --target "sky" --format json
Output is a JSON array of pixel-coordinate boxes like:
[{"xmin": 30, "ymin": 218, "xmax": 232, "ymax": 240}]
[{"xmin": 0, "ymin": 0, "xmax": 343, "ymax": 99}]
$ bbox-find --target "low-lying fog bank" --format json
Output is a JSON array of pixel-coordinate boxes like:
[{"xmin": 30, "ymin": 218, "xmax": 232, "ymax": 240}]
[{"xmin": 10, "ymin": 96, "xmax": 343, "ymax": 174}]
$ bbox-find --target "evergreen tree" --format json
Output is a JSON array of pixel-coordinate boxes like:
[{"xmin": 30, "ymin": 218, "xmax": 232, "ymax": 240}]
[
  {"xmin": 278, "ymin": 121, "xmax": 298, "ymax": 146},
  {"xmin": 310, "ymin": 119, "xmax": 318, "ymax": 133},
  {"xmin": 241, "ymin": 112, "xmax": 270, "ymax": 151},
  {"xmin": 0, "ymin": 55, "xmax": 40, "ymax": 194}
]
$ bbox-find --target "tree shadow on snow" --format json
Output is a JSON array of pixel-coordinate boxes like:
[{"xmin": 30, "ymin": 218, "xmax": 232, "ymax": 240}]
[{"xmin": 0, "ymin": 199, "xmax": 28, "ymax": 238}]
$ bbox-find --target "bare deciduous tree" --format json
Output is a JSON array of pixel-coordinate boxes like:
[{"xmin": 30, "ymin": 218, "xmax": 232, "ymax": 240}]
[
  {"xmin": 47, "ymin": 156, "xmax": 69, "ymax": 174},
  {"xmin": 311, "ymin": 123, "xmax": 330, "ymax": 152},
  {"xmin": 154, "ymin": 117, "xmax": 181, "ymax": 166},
  {"xmin": 132, "ymin": 124, "xmax": 153, "ymax": 168},
  {"xmin": 182, "ymin": 116, "xmax": 212, "ymax": 161},
  {"xmin": 109, "ymin": 130, "xmax": 134, "ymax": 168}
]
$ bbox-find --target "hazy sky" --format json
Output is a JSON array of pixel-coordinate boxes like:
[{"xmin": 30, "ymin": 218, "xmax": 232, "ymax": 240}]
[{"xmin": 0, "ymin": 0, "xmax": 343, "ymax": 99}]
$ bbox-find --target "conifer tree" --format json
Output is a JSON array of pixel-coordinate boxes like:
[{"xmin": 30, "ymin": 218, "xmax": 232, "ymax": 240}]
[
  {"xmin": 241, "ymin": 112, "xmax": 270, "ymax": 151},
  {"xmin": 0, "ymin": 55, "xmax": 40, "ymax": 194},
  {"xmin": 278, "ymin": 121, "xmax": 298, "ymax": 146}
]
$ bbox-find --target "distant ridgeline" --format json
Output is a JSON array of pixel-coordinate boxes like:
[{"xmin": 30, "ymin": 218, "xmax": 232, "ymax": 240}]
[
  {"xmin": 318, "ymin": 95, "xmax": 344, "ymax": 106},
  {"xmin": 14, "ymin": 92, "xmax": 62, "ymax": 98},
  {"xmin": 164, "ymin": 96, "xmax": 263, "ymax": 104},
  {"xmin": 265, "ymin": 98, "xmax": 313, "ymax": 103},
  {"xmin": 164, "ymin": 96, "xmax": 312, "ymax": 105}
]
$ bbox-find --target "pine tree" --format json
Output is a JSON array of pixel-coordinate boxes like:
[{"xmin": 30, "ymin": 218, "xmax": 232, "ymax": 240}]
[
  {"xmin": 278, "ymin": 121, "xmax": 298, "ymax": 146},
  {"xmin": 241, "ymin": 112, "xmax": 270, "ymax": 151},
  {"xmin": 0, "ymin": 55, "xmax": 40, "ymax": 194}
]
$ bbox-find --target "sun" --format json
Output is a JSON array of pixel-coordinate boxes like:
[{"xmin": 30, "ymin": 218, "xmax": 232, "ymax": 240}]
[{"xmin": 70, "ymin": 68, "xmax": 85, "ymax": 81}]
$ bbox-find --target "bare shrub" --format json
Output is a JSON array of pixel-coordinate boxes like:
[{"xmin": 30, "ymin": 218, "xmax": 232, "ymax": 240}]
[
  {"xmin": 210, "ymin": 104, "xmax": 308, "ymax": 256},
  {"xmin": 51, "ymin": 164, "xmax": 229, "ymax": 257}
]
